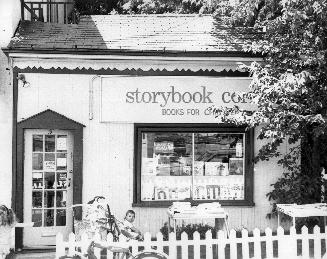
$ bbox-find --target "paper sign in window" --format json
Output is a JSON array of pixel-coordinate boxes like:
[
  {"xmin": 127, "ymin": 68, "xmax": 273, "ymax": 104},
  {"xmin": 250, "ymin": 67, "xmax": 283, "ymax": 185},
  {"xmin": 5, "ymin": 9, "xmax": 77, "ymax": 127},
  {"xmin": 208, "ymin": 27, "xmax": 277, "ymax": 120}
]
[
  {"xmin": 57, "ymin": 137, "xmax": 67, "ymax": 151},
  {"xmin": 44, "ymin": 161, "xmax": 55, "ymax": 171},
  {"xmin": 57, "ymin": 158, "xmax": 67, "ymax": 167}
]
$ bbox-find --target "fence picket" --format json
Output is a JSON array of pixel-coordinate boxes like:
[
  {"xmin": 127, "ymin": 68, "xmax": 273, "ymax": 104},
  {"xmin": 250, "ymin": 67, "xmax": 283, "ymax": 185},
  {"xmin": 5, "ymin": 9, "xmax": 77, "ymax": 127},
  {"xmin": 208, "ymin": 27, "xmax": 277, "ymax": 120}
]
[
  {"xmin": 229, "ymin": 229, "xmax": 237, "ymax": 259},
  {"xmin": 253, "ymin": 228, "xmax": 261, "ymax": 259},
  {"xmin": 56, "ymin": 232, "xmax": 65, "ymax": 258},
  {"xmin": 144, "ymin": 232, "xmax": 152, "ymax": 251},
  {"xmin": 93, "ymin": 232, "xmax": 101, "ymax": 258},
  {"xmin": 265, "ymin": 228, "xmax": 273, "ymax": 259},
  {"xmin": 181, "ymin": 232, "xmax": 188, "ymax": 259},
  {"xmin": 68, "ymin": 232, "xmax": 76, "ymax": 257},
  {"xmin": 301, "ymin": 226, "xmax": 309, "ymax": 259},
  {"xmin": 130, "ymin": 238, "xmax": 138, "ymax": 255},
  {"xmin": 241, "ymin": 229, "xmax": 249, "ymax": 259},
  {"xmin": 277, "ymin": 226, "xmax": 286, "ymax": 259},
  {"xmin": 205, "ymin": 230, "xmax": 213, "ymax": 259},
  {"xmin": 80, "ymin": 232, "xmax": 89, "ymax": 258},
  {"xmin": 218, "ymin": 230, "xmax": 226, "ymax": 259},
  {"xmin": 193, "ymin": 231, "xmax": 201, "ymax": 259},
  {"xmin": 106, "ymin": 233, "xmax": 114, "ymax": 259},
  {"xmin": 169, "ymin": 232, "xmax": 177, "ymax": 259},
  {"xmin": 289, "ymin": 227, "xmax": 297, "ymax": 258},
  {"xmin": 314, "ymin": 225, "xmax": 321, "ymax": 258},
  {"xmin": 156, "ymin": 232, "xmax": 164, "ymax": 254}
]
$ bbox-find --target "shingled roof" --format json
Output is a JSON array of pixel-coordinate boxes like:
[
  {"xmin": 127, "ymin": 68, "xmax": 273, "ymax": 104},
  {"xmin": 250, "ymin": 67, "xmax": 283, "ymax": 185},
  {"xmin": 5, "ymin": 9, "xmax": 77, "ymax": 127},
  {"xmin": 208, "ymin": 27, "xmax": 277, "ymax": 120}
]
[{"xmin": 7, "ymin": 14, "xmax": 262, "ymax": 56}]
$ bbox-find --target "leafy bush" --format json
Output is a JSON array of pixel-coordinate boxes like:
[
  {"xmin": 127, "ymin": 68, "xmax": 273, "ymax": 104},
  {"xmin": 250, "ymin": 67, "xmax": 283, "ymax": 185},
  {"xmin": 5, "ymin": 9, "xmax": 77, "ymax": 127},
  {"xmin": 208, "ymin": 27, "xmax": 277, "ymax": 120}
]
[{"xmin": 160, "ymin": 222, "xmax": 217, "ymax": 240}]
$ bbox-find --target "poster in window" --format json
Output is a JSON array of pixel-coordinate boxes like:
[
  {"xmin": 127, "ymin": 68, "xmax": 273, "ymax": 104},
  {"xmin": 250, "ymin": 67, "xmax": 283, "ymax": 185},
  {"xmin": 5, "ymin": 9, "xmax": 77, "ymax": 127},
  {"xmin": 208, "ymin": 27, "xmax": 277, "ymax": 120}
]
[
  {"xmin": 57, "ymin": 158, "xmax": 67, "ymax": 167},
  {"xmin": 57, "ymin": 137, "xmax": 67, "ymax": 151},
  {"xmin": 142, "ymin": 157, "xmax": 156, "ymax": 175},
  {"xmin": 205, "ymin": 162, "xmax": 228, "ymax": 176},
  {"xmin": 44, "ymin": 161, "xmax": 55, "ymax": 171},
  {"xmin": 229, "ymin": 158, "xmax": 244, "ymax": 175},
  {"xmin": 154, "ymin": 141, "xmax": 174, "ymax": 154},
  {"xmin": 204, "ymin": 162, "xmax": 219, "ymax": 176}
]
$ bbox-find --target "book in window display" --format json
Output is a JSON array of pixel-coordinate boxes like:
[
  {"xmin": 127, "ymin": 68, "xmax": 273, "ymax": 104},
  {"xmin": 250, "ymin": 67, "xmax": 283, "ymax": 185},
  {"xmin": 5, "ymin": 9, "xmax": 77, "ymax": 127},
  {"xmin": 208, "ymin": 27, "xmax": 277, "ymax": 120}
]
[
  {"xmin": 182, "ymin": 165, "xmax": 192, "ymax": 176},
  {"xmin": 156, "ymin": 164, "xmax": 170, "ymax": 176},
  {"xmin": 229, "ymin": 158, "xmax": 244, "ymax": 175},
  {"xmin": 142, "ymin": 157, "xmax": 156, "ymax": 175},
  {"xmin": 170, "ymin": 161, "xmax": 182, "ymax": 176},
  {"xmin": 204, "ymin": 162, "xmax": 229, "ymax": 176},
  {"xmin": 193, "ymin": 161, "xmax": 204, "ymax": 176}
]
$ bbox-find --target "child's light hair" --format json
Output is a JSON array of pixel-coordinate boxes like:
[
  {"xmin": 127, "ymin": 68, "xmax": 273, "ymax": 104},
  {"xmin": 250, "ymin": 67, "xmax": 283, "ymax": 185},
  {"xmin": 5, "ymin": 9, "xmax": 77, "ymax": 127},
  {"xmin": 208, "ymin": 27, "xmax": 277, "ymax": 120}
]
[{"xmin": 0, "ymin": 205, "xmax": 15, "ymax": 227}]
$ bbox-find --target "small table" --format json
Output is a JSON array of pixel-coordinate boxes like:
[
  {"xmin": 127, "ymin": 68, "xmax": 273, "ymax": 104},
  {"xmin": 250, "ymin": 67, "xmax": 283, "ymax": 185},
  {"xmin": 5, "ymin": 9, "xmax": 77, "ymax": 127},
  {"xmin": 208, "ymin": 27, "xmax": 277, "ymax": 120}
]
[
  {"xmin": 276, "ymin": 203, "xmax": 327, "ymax": 227},
  {"xmin": 167, "ymin": 209, "xmax": 230, "ymax": 237}
]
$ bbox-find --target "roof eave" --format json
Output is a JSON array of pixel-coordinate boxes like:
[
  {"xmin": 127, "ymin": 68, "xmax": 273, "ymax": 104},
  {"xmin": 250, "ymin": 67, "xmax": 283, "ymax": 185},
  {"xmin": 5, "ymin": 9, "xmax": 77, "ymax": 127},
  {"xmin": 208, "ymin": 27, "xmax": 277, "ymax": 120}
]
[{"xmin": 2, "ymin": 47, "xmax": 263, "ymax": 58}]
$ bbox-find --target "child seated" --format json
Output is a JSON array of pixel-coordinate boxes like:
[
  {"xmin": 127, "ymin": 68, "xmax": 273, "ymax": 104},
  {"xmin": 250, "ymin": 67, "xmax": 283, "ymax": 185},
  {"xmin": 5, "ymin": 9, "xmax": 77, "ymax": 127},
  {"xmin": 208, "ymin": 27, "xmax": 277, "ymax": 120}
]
[
  {"xmin": 118, "ymin": 210, "xmax": 143, "ymax": 241},
  {"xmin": 0, "ymin": 205, "xmax": 16, "ymax": 259}
]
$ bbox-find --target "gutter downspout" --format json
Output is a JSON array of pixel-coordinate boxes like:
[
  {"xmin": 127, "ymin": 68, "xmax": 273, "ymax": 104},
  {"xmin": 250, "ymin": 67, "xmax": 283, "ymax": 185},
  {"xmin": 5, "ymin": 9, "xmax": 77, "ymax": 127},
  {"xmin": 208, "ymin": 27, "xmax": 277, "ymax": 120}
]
[{"xmin": 89, "ymin": 75, "xmax": 100, "ymax": 120}]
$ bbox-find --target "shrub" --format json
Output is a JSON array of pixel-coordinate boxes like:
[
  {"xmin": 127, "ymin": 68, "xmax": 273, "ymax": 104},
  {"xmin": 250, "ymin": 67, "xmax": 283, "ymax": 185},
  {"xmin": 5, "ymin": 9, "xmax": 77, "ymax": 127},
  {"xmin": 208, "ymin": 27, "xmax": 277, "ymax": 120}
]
[{"xmin": 160, "ymin": 222, "xmax": 217, "ymax": 240}]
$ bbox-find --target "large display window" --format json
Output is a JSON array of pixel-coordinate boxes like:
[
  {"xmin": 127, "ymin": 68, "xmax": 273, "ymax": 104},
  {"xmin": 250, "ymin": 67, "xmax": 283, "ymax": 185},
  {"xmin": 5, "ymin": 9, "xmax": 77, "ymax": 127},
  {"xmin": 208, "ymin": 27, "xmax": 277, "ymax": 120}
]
[{"xmin": 134, "ymin": 124, "xmax": 254, "ymax": 207}]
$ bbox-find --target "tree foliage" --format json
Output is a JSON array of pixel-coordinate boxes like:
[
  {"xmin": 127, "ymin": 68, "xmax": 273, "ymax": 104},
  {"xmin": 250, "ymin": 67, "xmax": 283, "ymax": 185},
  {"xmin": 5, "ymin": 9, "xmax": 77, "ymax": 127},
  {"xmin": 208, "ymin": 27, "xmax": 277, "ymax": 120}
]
[
  {"xmin": 75, "ymin": 0, "xmax": 217, "ymax": 14},
  {"xmin": 211, "ymin": 0, "xmax": 327, "ymax": 214}
]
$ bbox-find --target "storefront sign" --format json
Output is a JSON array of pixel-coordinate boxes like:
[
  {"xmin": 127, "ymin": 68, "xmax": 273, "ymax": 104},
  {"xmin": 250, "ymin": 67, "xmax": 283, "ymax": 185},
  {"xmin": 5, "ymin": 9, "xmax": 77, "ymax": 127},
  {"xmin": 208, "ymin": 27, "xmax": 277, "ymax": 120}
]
[{"xmin": 100, "ymin": 76, "xmax": 253, "ymax": 123}]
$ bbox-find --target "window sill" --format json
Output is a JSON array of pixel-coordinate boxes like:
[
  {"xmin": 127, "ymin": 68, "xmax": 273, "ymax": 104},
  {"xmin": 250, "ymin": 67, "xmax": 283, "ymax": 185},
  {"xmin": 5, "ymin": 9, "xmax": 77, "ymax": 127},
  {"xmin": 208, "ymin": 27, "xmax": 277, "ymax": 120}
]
[{"xmin": 132, "ymin": 200, "xmax": 255, "ymax": 208}]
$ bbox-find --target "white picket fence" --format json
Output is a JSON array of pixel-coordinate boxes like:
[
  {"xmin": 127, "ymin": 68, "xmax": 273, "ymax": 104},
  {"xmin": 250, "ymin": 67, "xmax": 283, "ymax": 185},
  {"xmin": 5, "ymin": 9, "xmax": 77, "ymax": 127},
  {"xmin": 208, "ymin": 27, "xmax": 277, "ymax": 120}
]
[{"xmin": 56, "ymin": 226, "xmax": 327, "ymax": 259}]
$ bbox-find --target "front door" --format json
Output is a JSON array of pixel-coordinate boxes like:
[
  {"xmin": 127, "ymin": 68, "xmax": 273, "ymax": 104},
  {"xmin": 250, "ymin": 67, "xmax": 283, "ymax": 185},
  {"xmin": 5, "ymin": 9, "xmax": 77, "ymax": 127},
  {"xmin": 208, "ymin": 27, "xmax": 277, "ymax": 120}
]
[{"xmin": 23, "ymin": 129, "xmax": 74, "ymax": 247}]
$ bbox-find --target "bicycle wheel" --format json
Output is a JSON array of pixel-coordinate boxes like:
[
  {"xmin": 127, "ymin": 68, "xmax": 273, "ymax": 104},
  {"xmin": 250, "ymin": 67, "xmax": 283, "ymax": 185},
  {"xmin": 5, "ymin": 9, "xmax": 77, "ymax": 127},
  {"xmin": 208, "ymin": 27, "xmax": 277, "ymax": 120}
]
[{"xmin": 134, "ymin": 251, "xmax": 168, "ymax": 259}]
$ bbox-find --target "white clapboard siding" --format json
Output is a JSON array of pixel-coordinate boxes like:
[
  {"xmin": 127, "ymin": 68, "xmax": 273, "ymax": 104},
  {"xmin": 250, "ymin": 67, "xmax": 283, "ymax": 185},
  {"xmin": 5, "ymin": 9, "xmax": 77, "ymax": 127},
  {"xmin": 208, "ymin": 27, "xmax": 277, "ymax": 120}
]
[{"xmin": 56, "ymin": 226, "xmax": 327, "ymax": 259}]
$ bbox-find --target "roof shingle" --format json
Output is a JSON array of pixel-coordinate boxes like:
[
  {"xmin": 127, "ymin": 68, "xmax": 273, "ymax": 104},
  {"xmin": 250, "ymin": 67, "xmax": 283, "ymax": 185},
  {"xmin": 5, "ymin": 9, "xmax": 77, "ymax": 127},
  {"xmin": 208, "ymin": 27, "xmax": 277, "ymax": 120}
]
[{"xmin": 7, "ymin": 14, "xmax": 262, "ymax": 55}]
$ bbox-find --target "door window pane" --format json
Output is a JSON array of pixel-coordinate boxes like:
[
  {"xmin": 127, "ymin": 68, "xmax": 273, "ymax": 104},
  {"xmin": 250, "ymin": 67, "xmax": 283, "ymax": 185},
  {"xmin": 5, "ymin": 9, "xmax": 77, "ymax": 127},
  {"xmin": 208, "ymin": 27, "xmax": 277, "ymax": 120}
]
[
  {"xmin": 45, "ymin": 135, "xmax": 55, "ymax": 152},
  {"xmin": 57, "ymin": 172, "xmax": 67, "ymax": 189},
  {"xmin": 32, "ymin": 209, "xmax": 42, "ymax": 227},
  {"xmin": 32, "ymin": 191, "xmax": 42, "ymax": 208},
  {"xmin": 57, "ymin": 135, "xmax": 67, "ymax": 151},
  {"xmin": 56, "ymin": 153, "xmax": 67, "ymax": 170},
  {"xmin": 32, "ymin": 172, "xmax": 43, "ymax": 189},
  {"xmin": 44, "ymin": 209, "xmax": 54, "ymax": 226},
  {"xmin": 44, "ymin": 172, "xmax": 55, "ymax": 189},
  {"xmin": 56, "ymin": 191, "xmax": 67, "ymax": 207},
  {"xmin": 44, "ymin": 191, "xmax": 55, "ymax": 208},
  {"xmin": 33, "ymin": 135, "xmax": 43, "ymax": 152},
  {"xmin": 32, "ymin": 153, "xmax": 43, "ymax": 170},
  {"xmin": 56, "ymin": 210, "xmax": 66, "ymax": 226}
]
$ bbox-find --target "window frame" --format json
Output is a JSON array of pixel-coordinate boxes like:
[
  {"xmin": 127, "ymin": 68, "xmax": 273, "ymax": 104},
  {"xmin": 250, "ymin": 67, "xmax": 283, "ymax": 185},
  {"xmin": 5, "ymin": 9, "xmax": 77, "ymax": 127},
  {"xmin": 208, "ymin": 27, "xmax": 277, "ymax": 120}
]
[{"xmin": 133, "ymin": 123, "xmax": 254, "ymax": 207}]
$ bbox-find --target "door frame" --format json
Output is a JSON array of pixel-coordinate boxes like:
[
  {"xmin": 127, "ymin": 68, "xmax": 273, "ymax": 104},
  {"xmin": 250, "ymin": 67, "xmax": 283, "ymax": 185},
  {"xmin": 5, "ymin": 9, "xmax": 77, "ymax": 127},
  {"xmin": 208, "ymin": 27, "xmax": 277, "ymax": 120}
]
[{"xmin": 14, "ymin": 109, "xmax": 85, "ymax": 249}]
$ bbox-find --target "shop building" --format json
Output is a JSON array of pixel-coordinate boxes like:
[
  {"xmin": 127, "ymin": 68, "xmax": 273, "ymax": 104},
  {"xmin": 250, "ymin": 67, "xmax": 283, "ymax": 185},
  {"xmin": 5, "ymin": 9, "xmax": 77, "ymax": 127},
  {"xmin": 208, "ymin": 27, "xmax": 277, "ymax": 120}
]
[{"xmin": 3, "ymin": 14, "xmax": 287, "ymax": 249}]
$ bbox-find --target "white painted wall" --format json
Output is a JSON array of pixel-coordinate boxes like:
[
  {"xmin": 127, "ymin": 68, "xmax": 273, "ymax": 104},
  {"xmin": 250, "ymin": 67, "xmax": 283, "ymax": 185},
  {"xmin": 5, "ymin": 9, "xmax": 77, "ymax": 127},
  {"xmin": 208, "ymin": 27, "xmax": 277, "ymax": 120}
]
[
  {"xmin": 17, "ymin": 73, "xmax": 285, "ymax": 235},
  {"xmin": 0, "ymin": 0, "xmax": 21, "ymax": 207}
]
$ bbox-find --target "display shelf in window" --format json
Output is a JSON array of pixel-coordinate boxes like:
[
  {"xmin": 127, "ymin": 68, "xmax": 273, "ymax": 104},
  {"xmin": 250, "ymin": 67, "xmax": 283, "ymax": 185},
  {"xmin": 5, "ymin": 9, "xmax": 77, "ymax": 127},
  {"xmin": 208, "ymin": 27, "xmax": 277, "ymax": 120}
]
[{"xmin": 141, "ymin": 176, "xmax": 191, "ymax": 201}]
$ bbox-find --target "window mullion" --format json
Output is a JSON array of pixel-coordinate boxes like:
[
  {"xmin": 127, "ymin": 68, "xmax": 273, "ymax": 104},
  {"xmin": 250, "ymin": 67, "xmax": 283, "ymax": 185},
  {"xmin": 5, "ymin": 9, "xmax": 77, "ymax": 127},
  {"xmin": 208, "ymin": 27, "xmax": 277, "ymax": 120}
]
[{"xmin": 191, "ymin": 133, "xmax": 195, "ymax": 200}]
